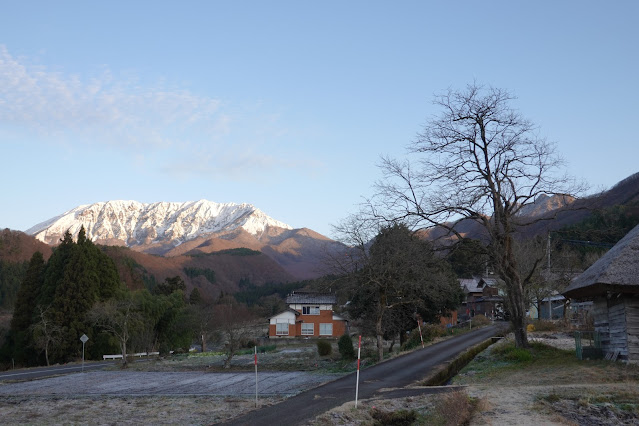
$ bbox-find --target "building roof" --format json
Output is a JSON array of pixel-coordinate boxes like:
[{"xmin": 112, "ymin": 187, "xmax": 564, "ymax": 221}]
[
  {"xmin": 459, "ymin": 276, "xmax": 499, "ymax": 294},
  {"xmin": 268, "ymin": 307, "xmax": 301, "ymax": 320},
  {"xmin": 286, "ymin": 292, "xmax": 337, "ymax": 305},
  {"xmin": 563, "ymin": 224, "xmax": 639, "ymax": 299}
]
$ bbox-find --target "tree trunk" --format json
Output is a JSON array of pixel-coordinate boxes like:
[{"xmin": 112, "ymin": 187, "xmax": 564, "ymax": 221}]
[
  {"xmin": 224, "ymin": 350, "xmax": 234, "ymax": 369},
  {"xmin": 376, "ymin": 330, "xmax": 384, "ymax": 362},
  {"xmin": 496, "ymin": 230, "xmax": 530, "ymax": 349},
  {"xmin": 121, "ymin": 339, "xmax": 128, "ymax": 368},
  {"xmin": 508, "ymin": 282, "xmax": 529, "ymax": 348},
  {"xmin": 45, "ymin": 343, "xmax": 50, "ymax": 367},
  {"xmin": 376, "ymin": 296, "xmax": 385, "ymax": 362}
]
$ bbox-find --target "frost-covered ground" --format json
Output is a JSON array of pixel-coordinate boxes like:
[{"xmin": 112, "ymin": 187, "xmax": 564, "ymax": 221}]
[
  {"xmin": 0, "ymin": 370, "xmax": 339, "ymax": 425},
  {"xmin": 0, "ymin": 370, "xmax": 337, "ymax": 396}
]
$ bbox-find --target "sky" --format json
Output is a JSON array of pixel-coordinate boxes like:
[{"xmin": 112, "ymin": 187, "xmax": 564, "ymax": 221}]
[{"xmin": 1, "ymin": 1, "xmax": 637, "ymax": 238}]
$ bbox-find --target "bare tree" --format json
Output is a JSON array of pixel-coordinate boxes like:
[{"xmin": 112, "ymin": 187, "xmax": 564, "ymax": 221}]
[
  {"xmin": 89, "ymin": 296, "xmax": 141, "ymax": 367},
  {"xmin": 30, "ymin": 305, "xmax": 62, "ymax": 366},
  {"xmin": 212, "ymin": 300, "xmax": 256, "ymax": 368},
  {"xmin": 375, "ymin": 83, "xmax": 584, "ymax": 348}
]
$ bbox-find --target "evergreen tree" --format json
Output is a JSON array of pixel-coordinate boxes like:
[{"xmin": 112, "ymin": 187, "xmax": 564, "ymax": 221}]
[
  {"xmin": 38, "ymin": 230, "xmax": 75, "ymax": 308},
  {"xmin": 3, "ymin": 252, "xmax": 46, "ymax": 366},
  {"xmin": 347, "ymin": 224, "xmax": 463, "ymax": 361},
  {"xmin": 189, "ymin": 288, "xmax": 203, "ymax": 305},
  {"xmin": 153, "ymin": 276, "xmax": 186, "ymax": 296},
  {"xmin": 0, "ymin": 260, "xmax": 29, "ymax": 310}
]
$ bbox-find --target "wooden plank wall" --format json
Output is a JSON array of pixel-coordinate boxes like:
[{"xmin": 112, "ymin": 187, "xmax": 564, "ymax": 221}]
[
  {"xmin": 626, "ymin": 296, "xmax": 639, "ymax": 364},
  {"xmin": 607, "ymin": 296, "xmax": 629, "ymax": 361},
  {"xmin": 593, "ymin": 297, "xmax": 610, "ymax": 352}
]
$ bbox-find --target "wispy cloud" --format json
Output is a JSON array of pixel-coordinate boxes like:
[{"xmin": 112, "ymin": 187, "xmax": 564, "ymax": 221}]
[
  {"xmin": 0, "ymin": 45, "xmax": 224, "ymax": 148},
  {"xmin": 0, "ymin": 45, "xmax": 316, "ymax": 177}
]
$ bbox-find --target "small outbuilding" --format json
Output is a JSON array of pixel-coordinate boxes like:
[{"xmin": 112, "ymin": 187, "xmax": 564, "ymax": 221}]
[{"xmin": 563, "ymin": 224, "xmax": 639, "ymax": 363}]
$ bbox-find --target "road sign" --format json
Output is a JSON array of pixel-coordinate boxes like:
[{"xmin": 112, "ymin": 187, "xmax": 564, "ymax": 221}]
[{"xmin": 80, "ymin": 334, "xmax": 89, "ymax": 372}]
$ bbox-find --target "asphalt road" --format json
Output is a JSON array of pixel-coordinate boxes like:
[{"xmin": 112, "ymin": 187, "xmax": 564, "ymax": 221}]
[
  {"xmin": 224, "ymin": 324, "xmax": 506, "ymax": 425},
  {"xmin": 0, "ymin": 361, "xmax": 116, "ymax": 382}
]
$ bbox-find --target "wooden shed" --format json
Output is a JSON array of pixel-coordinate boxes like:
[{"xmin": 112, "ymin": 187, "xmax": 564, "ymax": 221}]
[{"xmin": 563, "ymin": 224, "xmax": 639, "ymax": 363}]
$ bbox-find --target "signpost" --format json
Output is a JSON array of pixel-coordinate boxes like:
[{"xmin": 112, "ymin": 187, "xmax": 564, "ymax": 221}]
[{"xmin": 80, "ymin": 334, "xmax": 89, "ymax": 373}]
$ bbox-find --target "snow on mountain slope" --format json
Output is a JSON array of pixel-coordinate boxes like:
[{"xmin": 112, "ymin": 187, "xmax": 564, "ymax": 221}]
[{"xmin": 26, "ymin": 200, "xmax": 292, "ymax": 247}]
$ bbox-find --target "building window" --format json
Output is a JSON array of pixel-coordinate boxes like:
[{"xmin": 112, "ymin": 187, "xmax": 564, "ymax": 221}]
[
  {"xmin": 301, "ymin": 323, "xmax": 314, "ymax": 335},
  {"xmin": 302, "ymin": 306, "xmax": 320, "ymax": 315},
  {"xmin": 276, "ymin": 322, "xmax": 289, "ymax": 336},
  {"xmin": 319, "ymin": 323, "xmax": 333, "ymax": 336}
]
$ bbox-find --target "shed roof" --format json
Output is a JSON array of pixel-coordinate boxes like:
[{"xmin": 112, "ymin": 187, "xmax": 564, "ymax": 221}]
[
  {"xmin": 286, "ymin": 292, "xmax": 337, "ymax": 305},
  {"xmin": 563, "ymin": 223, "xmax": 639, "ymax": 299}
]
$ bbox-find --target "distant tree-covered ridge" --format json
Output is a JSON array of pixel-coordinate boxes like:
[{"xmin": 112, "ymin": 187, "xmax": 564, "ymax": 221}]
[
  {"xmin": 556, "ymin": 203, "xmax": 639, "ymax": 248},
  {"xmin": 189, "ymin": 247, "xmax": 262, "ymax": 257},
  {"xmin": 183, "ymin": 267, "xmax": 216, "ymax": 284}
]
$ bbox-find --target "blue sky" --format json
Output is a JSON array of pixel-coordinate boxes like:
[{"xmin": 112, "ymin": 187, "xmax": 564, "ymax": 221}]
[{"xmin": 1, "ymin": 1, "xmax": 637, "ymax": 237}]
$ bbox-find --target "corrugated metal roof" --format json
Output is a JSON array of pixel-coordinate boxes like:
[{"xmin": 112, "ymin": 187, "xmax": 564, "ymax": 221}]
[{"xmin": 286, "ymin": 292, "xmax": 337, "ymax": 304}]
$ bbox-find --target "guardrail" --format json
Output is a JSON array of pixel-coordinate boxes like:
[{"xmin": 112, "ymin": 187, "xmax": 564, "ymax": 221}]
[{"xmin": 103, "ymin": 351, "xmax": 160, "ymax": 360}]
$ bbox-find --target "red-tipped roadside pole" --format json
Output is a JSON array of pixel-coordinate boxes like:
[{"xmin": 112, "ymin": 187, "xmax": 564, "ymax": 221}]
[
  {"xmin": 254, "ymin": 346, "xmax": 258, "ymax": 407},
  {"xmin": 355, "ymin": 335, "xmax": 361, "ymax": 408}
]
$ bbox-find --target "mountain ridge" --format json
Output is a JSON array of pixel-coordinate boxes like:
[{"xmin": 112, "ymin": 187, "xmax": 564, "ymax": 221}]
[
  {"xmin": 27, "ymin": 200, "xmax": 292, "ymax": 248},
  {"xmin": 25, "ymin": 199, "xmax": 341, "ymax": 280}
]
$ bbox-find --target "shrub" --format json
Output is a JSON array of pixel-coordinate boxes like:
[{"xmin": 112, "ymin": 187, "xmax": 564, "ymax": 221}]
[
  {"xmin": 493, "ymin": 341, "xmax": 533, "ymax": 362},
  {"xmin": 505, "ymin": 347, "xmax": 533, "ymax": 362},
  {"xmin": 317, "ymin": 340, "xmax": 332, "ymax": 356},
  {"xmin": 470, "ymin": 315, "xmax": 492, "ymax": 326},
  {"xmin": 370, "ymin": 408, "xmax": 417, "ymax": 426},
  {"xmin": 338, "ymin": 334, "xmax": 355, "ymax": 359},
  {"xmin": 532, "ymin": 319, "xmax": 558, "ymax": 332},
  {"xmin": 401, "ymin": 324, "xmax": 446, "ymax": 351},
  {"xmin": 435, "ymin": 390, "xmax": 474, "ymax": 426}
]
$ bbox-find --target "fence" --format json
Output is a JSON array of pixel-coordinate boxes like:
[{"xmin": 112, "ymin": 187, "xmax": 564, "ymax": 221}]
[{"xmin": 574, "ymin": 331, "xmax": 602, "ymax": 360}]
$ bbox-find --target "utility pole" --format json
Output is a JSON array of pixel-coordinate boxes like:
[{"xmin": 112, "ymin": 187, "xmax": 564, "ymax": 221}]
[{"xmin": 547, "ymin": 232, "xmax": 551, "ymax": 271}]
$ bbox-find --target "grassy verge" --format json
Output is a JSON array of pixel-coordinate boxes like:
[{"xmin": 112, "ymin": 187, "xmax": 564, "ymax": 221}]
[
  {"xmin": 453, "ymin": 337, "xmax": 639, "ymax": 424},
  {"xmin": 422, "ymin": 337, "xmax": 497, "ymax": 386},
  {"xmin": 309, "ymin": 389, "xmax": 478, "ymax": 426},
  {"xmin": 453, "ymin": 339, "xmax": 639, "ymax": 386}
]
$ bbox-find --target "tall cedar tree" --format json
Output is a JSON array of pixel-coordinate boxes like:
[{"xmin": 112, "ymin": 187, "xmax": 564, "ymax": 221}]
[
  {"xmin": 34, "ymin": 228, "xmax": 123, "ymax": 363},
  {"xmin": 4, "ymin": 252, "xmax": 46, "ymax": 365}
]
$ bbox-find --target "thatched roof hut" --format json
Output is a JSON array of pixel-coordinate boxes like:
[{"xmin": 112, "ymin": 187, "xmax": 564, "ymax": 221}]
[
  {"xmin": 564, "ymin": 224, "xmax": 639, "ymax": 298},
  {"xmin": 563, "ymin": 224, "xmax": 639, "ymax": 363}
]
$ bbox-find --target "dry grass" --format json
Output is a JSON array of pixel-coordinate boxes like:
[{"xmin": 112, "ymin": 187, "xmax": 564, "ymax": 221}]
[
  {"xmin": 309, "ymin": 390, "xmax": 478, "ymax": 426},
  {"xmin": 433, "ymin": 390, "xmax": 475, "ymax": 426}
]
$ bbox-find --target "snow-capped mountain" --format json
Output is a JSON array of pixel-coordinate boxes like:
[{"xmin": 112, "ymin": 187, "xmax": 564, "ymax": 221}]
[{"xmin": 27, "ymin": 200, "xmax": 293, "ymax": 248}]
